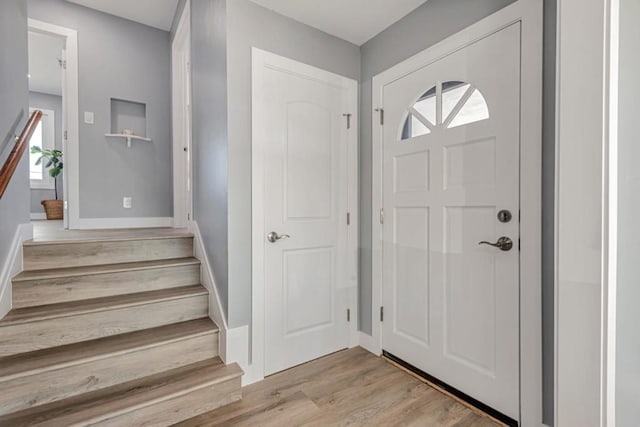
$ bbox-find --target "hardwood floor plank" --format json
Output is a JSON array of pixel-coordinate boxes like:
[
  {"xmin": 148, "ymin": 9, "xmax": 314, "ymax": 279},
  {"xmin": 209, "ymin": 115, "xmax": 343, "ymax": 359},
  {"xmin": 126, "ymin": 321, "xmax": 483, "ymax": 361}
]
[
  {"xmin": 0, "ymin": 286, "xmax": 208, "ymax": 356},
  {"xmin": 0, "ymin": 319, "xmax": 217, "ymax": 380},
  {"xmin": 23, "ymin": 237, "xmax": 194, "ymax": 271},
  {"xmin": 12, "ymin": 258, "xmax": 200, "ymax": 308},
  {"xmin": 0, "ymin": 323, "xmax": 219, "ymax": 415},
  {"xmin": 0, "ymin": 358, "xmax": 242, "ymax": 427},
  {"xmin": 176, "ymin": 348, "xmax": 499, "ymax": 427},
  {"xmin": 30, "ymin": 222, "xmax": 192, "ymax": 243}
]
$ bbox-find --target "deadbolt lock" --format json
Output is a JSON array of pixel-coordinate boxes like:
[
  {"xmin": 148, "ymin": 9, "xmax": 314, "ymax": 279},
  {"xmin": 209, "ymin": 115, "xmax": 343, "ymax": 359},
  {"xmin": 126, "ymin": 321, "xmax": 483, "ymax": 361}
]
[{"xmin": 497, "ymin": 210, "xmax": 513, "ymax": 223}]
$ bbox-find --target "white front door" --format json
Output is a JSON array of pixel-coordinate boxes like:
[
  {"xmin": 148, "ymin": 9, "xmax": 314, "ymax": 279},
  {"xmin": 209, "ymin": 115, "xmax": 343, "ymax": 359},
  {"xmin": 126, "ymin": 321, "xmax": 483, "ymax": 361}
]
[
  {"xmin": 381, "ymin": 24, "xmax": 521, "ymax": 418},
  {"xmin": 253, "ymin": 51, "xmax": 357, "ymax": 376}
]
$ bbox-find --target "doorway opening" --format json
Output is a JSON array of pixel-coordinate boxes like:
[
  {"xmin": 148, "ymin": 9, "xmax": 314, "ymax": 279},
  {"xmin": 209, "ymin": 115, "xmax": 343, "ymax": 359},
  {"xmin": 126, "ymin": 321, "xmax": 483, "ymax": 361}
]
[{"xmin": 27, "ymin": 19, "xmax": 79, "ymax": 231}]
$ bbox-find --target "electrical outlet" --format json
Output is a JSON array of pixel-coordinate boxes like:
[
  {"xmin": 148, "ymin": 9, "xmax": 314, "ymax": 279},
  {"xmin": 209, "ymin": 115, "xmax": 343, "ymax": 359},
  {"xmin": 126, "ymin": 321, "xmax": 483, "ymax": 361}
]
[
  {"xmin": 123, "ymin": 197, "xmax": 132, "ymax": 209},
  {"xmin": 84, "ymin": 112, "xmax": 94, "ymax": 124}
]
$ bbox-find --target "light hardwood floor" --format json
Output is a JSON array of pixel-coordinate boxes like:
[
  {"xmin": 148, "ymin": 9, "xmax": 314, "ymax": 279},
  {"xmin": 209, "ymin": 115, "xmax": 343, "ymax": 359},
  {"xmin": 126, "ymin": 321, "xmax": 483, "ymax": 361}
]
[
  {"xmin": 31, "ymin": 220, "xmax": 191, "ymax": 242},
  {"xmin": 176, "ymin": 347, "xmax": 499, "ymax": 427}
]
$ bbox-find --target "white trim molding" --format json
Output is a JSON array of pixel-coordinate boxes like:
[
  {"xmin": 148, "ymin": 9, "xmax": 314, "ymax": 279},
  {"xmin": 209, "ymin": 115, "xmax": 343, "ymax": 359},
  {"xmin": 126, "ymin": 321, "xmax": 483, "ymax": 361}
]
[
  {"xmin": 172, "ymin": 0, "xmax": 193, "ymax": 228},
  {"xmin": 371, "ymin": 1, "xmax": 543, "ymax": 426},
  {"xmin": 190, "ymin": 222, "xmax": 228, "ymax": 340},
  {"xmin": 74, "ymin": 217, "xmax": 173, "ymax": 230},
  {"xmin": 28, "ymin": 19, "xmax": 79, "ymax": 230},
  {"xmin": 554, "ymin": 0, "xmax": 619, "ymax": 425},
  {"xmin": 0, "ymin": 224, "xmax": 33, "ymax": 319},
  {"xmin": 358, "ymin": 332, "xmax": 380, "ymax": 356},
  {"xmin": 250, "ymin": 48, "xmax": 359, "ymax": 384},
  {"xmin": 29, "ymin": 213, "xmax": 47, "ymax": 221}
]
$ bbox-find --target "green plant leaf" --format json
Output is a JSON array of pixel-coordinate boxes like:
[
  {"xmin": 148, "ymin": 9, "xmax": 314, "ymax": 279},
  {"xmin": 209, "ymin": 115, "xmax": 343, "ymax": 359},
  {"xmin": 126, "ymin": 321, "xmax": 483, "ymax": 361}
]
[
  {"xmin": 49, "ymin": 166, "xmax": 62, "ymax": 178},
  {"xmin": 35, "ymin": 157, "xmax": 42, "ymax": 166},
  {"xmin": 30, "ymin": 145, "xmax": 42, "ymax": 154}
]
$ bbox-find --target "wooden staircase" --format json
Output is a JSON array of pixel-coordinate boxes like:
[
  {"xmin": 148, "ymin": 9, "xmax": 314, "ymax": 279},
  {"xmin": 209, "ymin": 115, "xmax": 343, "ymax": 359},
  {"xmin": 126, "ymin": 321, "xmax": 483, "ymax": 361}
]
[{"xmin": 0, "ymin": 231, "xmax": 242, "ymax": 426}]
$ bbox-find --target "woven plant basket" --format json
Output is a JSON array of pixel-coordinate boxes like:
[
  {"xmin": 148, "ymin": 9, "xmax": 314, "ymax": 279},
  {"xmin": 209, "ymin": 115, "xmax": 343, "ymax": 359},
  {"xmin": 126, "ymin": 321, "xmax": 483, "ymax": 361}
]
[{"xmin": 42, "ymin": 200, "xmax": 63, "ymax": 220}]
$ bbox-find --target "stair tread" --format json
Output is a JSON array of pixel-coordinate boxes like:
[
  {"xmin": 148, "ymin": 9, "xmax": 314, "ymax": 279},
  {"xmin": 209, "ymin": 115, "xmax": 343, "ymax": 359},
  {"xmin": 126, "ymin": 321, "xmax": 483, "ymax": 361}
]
[
  {"xmin": 12, "ymin": 257, "xmax": 201, "ymax": 282},
  {"xmin": 0, "ymin": 285, "xmax": 208, "ymax": 326},
  {"xmin": 25, "ymin": 229, "xmax": 194, "ymax": 246},
  {"xmin": 0, "ymin": 358, "xmax": 243, "ymax": 426},
  {"xmin": 0, "ymin": 319, "xmax": 218, "ymax": 381}
]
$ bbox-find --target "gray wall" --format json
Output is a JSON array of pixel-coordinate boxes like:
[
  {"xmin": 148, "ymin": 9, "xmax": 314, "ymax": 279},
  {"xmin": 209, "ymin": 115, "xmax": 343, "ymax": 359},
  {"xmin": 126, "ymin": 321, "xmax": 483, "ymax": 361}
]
[
  {"xmin": 0, "ymin": 0, "xmax": 29, "ymax": 271},
  {"xmin": 225, "ymin": 0, "xmax": 361, "ymax": 328},
  {"xmin": 190, "ymin": 0, "xmax": 231, "ymax": 318},
  {"xmin": 28, "ymin": 0, "xmax": 173, "ymax": 219},
  {"xmin": 616, "ymin": 0, "xmax": 640, "ymax": 424},
  {"xmin": 28, "ymin": 91, "xmax": 63, "ymax": 213}
]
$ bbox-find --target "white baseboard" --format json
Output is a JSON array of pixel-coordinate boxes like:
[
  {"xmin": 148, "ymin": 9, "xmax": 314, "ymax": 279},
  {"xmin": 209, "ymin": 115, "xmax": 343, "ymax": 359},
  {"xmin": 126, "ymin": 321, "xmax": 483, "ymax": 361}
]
[
  {"xmin": 190, "ymin": 220, "xmax": 227, "ymax": 334},
  {"xmin": 30, "ymin": 213, "xmax": 47, "ymax": 220},
  {"xmin": 74, "ymin": 217, "xmax": 173, "ymax": 229},
  {"xmin": 224, "ymin": 325, "xmax": 262, "ymax": 386},
  {"xmin": 0, "ymin": 223, "xmax": 34, "ymax": 319},
  {"xmin": 358, "ymin": 332, "xmax": 381, "ymax": 356}
]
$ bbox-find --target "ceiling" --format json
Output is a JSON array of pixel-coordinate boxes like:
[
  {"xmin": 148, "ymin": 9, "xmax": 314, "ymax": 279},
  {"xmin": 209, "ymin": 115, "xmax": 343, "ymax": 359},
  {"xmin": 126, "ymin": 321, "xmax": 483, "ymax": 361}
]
[
  {"xmin": 249, "ymin": 0, "xmax": 429, "ymax": 45},
  {"xmin": 28, "ymin": 31, "xmax": 65, "ymax": 96},
  {"xmin": 65, "ymin": 0, "xmax": 180, "ymax": 31}
]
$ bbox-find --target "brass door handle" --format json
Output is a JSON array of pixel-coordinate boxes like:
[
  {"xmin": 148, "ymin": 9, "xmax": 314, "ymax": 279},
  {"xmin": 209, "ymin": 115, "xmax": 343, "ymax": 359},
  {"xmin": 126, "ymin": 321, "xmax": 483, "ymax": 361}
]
[
  {"xmin": 267, "ymin": 231, "xmax": 290, "ymax": 243},
  {"xmin": 478, "ymin": 236, "xmax": 513, "ymax": 251}
]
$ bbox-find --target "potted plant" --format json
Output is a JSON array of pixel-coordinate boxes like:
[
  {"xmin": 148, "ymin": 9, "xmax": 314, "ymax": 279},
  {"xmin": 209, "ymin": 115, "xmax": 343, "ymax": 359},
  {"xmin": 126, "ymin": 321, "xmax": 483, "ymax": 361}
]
[{"xmin": 30, "ymin": 145, "xmax": 63, "ymax": 220}]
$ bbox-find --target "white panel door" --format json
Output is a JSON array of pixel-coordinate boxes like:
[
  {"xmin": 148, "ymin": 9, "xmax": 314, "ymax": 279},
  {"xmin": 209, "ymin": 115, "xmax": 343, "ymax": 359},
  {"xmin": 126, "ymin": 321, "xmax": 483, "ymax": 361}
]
[
  {"xmin": 258, "ymin": 54, "xmax": 354, "ymax": 376},
  {"xmin": 381, "ymin": 24, "xmax": 521, "ymax": 418}
]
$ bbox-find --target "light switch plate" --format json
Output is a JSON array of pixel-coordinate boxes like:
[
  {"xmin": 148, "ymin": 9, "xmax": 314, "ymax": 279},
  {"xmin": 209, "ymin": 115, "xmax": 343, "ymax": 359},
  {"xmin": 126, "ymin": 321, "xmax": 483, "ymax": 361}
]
[
  {"xmin": 123, "ymin": 197, "xmax": 132, "ymax": 209},
  {"xmin": 84, "ymin": 112, "xmax": 94, "ymax": 124}
]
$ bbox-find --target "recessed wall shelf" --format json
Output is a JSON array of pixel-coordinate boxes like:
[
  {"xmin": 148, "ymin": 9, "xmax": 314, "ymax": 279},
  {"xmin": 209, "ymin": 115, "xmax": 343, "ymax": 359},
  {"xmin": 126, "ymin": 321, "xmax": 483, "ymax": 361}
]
[
  {"xmin": 108, "ymin": 98, "xmax": 149, "ymax": 148},
  {"xmin": 105, "ymin": 133, "xmax": 152, "ymax": 148}
]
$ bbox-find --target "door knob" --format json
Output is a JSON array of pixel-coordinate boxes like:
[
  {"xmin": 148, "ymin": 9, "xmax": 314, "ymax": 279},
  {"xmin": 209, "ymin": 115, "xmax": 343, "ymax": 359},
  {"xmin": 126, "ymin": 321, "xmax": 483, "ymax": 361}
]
[
  {"xmin": 267, "ymin": 231, "xmax": 290, "ymax": 243},
  {"xmin": 478, "ymin": 236, "xmax": 513, "ymax": 251}
]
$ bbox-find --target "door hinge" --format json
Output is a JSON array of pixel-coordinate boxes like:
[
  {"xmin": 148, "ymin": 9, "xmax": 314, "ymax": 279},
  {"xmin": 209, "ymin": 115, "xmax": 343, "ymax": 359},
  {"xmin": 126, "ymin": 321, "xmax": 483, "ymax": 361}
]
[
  {"xmin": 380, "ymin": 306, "xmax": 384, "ymax": 322},
  {"xmin": 379, "ymin": 208, "xmax": 384, "ymax": 225},
  {"xmin": 375, "ymin": 108, "xmax": 384, "ymax": 125},
  {"xmin": 342, "ymin": 113, "xmax": 352, "ymax": 130},
  {"xmin": 64, "ymin": 130, "xmax": 68, "ymax": 141},
  {"xmin": 347, "ymin": 308, "xmax": 351, "ymax": 322},
  {"xmin": 188, "ymin": 212, "xmax": 191, "ymax": 221},
  {"xmin": 58, "ymin": 59, "xmax": 67, "ymax": 70},
  {"xmin": 347, "ymin": 212, "xmax": 351, "ymax": 226}
]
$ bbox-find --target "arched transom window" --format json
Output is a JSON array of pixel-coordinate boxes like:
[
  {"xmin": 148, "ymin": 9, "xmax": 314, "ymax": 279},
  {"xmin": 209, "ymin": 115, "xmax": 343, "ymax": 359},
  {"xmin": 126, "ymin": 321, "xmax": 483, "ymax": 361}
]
[{"xmin": 401, "ymin": 81, "xmax": 490, "ymax": 140}]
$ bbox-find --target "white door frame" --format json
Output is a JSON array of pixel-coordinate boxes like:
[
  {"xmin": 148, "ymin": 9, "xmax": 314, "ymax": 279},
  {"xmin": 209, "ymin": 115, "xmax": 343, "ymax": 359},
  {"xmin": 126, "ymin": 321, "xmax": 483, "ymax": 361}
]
[
  {"xmin": 554, "ymin": 0, "xmax": 619, "ymax": 425},
  {"xmin": 28, "ymin": 19, "xmax": 79, "ymax": 229},
  {"xmin": 370, "ymin": 1, "xmax": 543, "ymax": 425},
  {"xmin": 172, "ymin": 0, "xmax": 193, "ymax": 228},
  {"xmin": 250, "ymin": 48, "xmax": 359, "ymax": 384}
]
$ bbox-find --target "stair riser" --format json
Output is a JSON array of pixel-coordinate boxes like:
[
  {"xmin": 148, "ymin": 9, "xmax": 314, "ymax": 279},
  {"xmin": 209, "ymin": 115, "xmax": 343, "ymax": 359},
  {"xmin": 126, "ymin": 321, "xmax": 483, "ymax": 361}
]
[
  {"xmin": 23, "ymin": 238, "xmax": 194, "ymax": 271},
  {"xmin": 0, "ymin": 295, "xmax": 208, "ymax": 357},
  {"xmin": 0, "ymin": 331, "xmax": 219, "ymax": 415},
  {"xmin": 87, "ymin": 378, "xmax": 242, "ymax": 427},
  {"xmin": 12, "ymin": 264, "xmax": 200, "ymax": 308}
]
